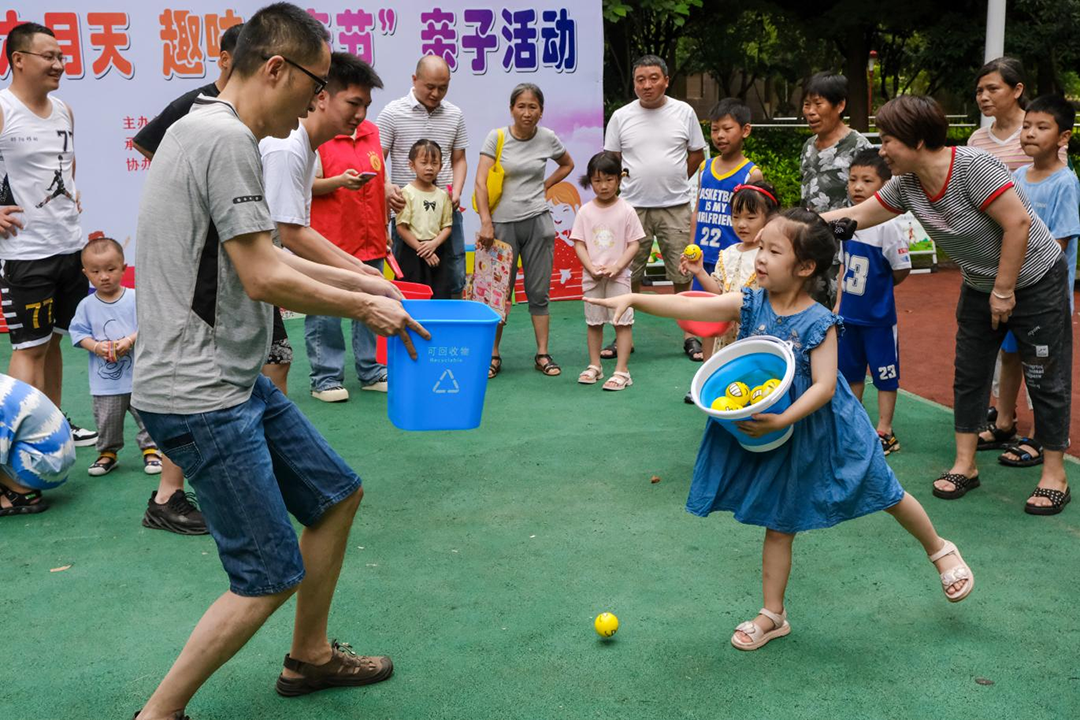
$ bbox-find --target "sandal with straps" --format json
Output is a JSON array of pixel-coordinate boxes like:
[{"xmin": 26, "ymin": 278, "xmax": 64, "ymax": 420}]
[
  {"xmin": 578, "ymin": 364, "xmax": 603, "ymax": 385},
  {"xmin": 534, "ymin": 353, "xmax": 561, "ymax": 376},
  {"xmin": 683, "ymin": 337, "xmax": 703, "ymax": 362},
  {"xmin": 276, "ymin": 639, "xmax": 394, "ymax": 697},
  {"xmin": 602, "ymin": 371, "xmax": 632, "ymax": 391},
  {"xmin": 1024, "ymin": 486, "xmax": 1071, "ymax": 516},
  {"xmin": 0, "ymin": 485, "xmax": 49, "ymax": 517},
  {"xmin": 931, "ymin": 471, "xmax": 980, "ymax": 500},
  {"xmin": 730, "ymin": 607, "xmax": 790, "ymax": 651},
  {"xmin": 928, "ymin": 539, "xmax": 975, "ymax": 602},
  {"xmin": 977, "ymin": 421, "xmax": 1017, "ymax": 451},
  {"xmin": 488, "ymin": 355, "xmax": 502, "ymax": 379},
  {"xmin": 999, "ymin": 437, "xmax": 1044, "ymax": 468}
]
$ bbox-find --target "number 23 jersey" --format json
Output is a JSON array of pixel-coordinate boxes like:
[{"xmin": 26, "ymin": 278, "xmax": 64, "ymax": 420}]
[{"xmin": 838, "ymin": 214, "xmax": 912, "ymax": 326}]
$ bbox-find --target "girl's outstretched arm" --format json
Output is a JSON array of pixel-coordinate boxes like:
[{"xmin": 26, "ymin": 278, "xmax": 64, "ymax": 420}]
[
  {"xmin": 737, "ymin": 326, "xmax": 838, "ymax": 436},
  {"xmin": 585, "ymin": 291, "xmax": 743, "ymax": 324}
]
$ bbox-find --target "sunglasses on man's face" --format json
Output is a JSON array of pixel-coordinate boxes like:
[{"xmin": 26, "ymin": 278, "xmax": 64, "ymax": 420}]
[{"xmin": 264, "ymin": 55, "xmax": 328, "ymax": 95}]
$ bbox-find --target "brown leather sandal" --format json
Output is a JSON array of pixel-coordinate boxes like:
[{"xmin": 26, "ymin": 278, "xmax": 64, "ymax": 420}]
[
  {"xmin": 275, "ymin": 640, "xmax": 393, "ymax": 697},
  {"xmin": 534, "ymin": 353, "xmax": 561, "ymax": 376}
]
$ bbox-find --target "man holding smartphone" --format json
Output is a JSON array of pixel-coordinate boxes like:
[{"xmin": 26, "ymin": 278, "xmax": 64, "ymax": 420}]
[
  {"xmin": 259, "ymin": 52, "xmax": 395, "ymax": 397},
  {"xmin": 305, "ymin": 95, "xmax": 393, "ymax": 401}
]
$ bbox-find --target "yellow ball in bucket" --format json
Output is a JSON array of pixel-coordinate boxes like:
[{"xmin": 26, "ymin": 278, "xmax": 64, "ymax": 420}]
[
  {"xmin": 595, "ymin": 612, "xmax": 619, "ymax": 637},
  {"xmin": 763, "ymin": 378, "xmax": 781, "ymax": 393},
  {"xmin": 724, "ymin": 381, "xmax": 751, "ymax": 407},
  {"xmin": 711, "ymin": 396, "xmax": 741, "ymax": 412},
  {"xmin": 683, "ymin": 244, "xmax": 702, "ymax": 262},
  {"xmin": 749, "ymin": 384, "xmax": 771, "ymax": 405}
]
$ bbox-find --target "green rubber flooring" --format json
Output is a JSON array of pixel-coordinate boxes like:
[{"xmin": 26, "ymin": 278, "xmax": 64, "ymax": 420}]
[{"xmin": 2, "ymin": 302, "xmax": 1078, "ymax": 719}]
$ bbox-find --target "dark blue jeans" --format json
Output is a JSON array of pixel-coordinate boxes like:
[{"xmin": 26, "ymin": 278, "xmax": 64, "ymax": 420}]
[
  {"xmin": 954, "ymin": 256, "xmax": 1072, "ymax": 450},
  {"xmin": 139, "ymin": 376, "xmax": 362, "ymax": 596}
]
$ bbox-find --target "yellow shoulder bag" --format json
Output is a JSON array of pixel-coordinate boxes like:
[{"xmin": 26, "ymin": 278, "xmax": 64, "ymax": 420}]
[{"xmin": 472, "ymin": 128, "xmax": 505, "ymax": 213}]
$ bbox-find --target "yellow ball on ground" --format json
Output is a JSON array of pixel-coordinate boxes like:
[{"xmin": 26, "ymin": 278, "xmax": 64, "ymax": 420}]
[
  {"xmin": 710, "ymin": 396, "xmax": 740, "ymax": 411},
  {"xmin": 683, "ymin": 244, "xmax": 703, "ymax": 262},
  {"xmin": 595, "ymin": 612, "xmax": 619, "ymax": 637},
  {"xmin": 724, "ymin": 381, "xmax": 751, "ymax": 406}
]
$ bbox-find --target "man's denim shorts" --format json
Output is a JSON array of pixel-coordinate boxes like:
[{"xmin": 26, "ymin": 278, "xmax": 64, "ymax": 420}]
[{"xmin": 138, "ymin": 375, "xmax": 362, "ymax": 597}]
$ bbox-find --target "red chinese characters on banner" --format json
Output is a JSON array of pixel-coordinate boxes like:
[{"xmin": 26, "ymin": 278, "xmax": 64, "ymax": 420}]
[
  {"xmin": 44, "ymin": 12, "xmax": 84, "ymax": 78},
  {"xmin": 160, "ymin": 9, "xmax": 204, "ymax": 78},
  {"xmin": 88, "ymin": 12, "xmax": 132, "ymax": 79}
]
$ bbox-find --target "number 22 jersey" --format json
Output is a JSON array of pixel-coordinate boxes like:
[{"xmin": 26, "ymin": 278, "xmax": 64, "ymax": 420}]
[{"xmin": 693, "ymin": 157, "xmax": 757, "ymax": 265}]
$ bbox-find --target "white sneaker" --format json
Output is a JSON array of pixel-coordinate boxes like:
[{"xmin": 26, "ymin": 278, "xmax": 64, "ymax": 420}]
[
  {"xmin": 361, "ymin": 380, "xmax": 388, "ymax": 393},
  {"xmin": 311, "ymin": 386, "xmax": 350, "ymax": 403},
  {"xmin": 65, "ymin": 413, "xmax": 99, "ymax": 447}
]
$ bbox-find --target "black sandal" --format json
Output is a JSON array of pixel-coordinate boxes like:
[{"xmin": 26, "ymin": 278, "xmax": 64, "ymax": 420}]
[
  {"xmin": 534, "ymin": 353, "xmax": 561, "ymax": 376},
  {"xmin": 1024, "ymin": 486, "xmax": 1070, "ymax": 516},
  {"xmin": 999, "ymin": 437, "xmax": 1044, "ymax": 467},
  {"xmin": 976, "ymin": 421, "xmax": 1017, "ymax": 451},
  {"xmin": 488, "ymin": 355, "xmax": 502, "ymax": 379},
  {"xmin": 600, "ymin": 342, "xmax": 634, "ymax": 359},
  {"xmin": 932, "ymin": 471, "xmax": 981, "ymax": 500},
  {"xmin": 0, "ymin": 485, "xmax": 49, "ymax": 517},
  {"xmin": 683, "ymin": 337, "xmax": 703, "ymax": 362}
]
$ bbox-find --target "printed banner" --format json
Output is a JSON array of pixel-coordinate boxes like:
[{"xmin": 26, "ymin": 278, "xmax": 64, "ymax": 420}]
[{"xmin": 1, "ymin": 1, "xmax": 602, "ymax": 300}]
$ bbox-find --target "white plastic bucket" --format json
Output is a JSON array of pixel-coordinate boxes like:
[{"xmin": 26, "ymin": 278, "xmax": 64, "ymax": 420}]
[{"xmin": 690, "ymin": 335, "xmax": 797, "ymax": 452}]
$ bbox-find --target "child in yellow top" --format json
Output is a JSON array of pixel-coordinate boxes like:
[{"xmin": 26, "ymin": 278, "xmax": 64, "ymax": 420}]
[{"xmin": 395, "ymin": 139, "xmax": 454, "ymax": 298}]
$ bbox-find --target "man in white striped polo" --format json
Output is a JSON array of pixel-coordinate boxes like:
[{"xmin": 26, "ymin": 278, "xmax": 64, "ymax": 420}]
[{"xmin": 377, "ymin": 56, "xmax": 468, "ymax": 297}]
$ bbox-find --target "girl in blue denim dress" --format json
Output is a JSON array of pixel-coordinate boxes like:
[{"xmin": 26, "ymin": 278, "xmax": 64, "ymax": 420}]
[{"xmin": 586, "ymin": 209, "xmax": 976, "ymax": 651}]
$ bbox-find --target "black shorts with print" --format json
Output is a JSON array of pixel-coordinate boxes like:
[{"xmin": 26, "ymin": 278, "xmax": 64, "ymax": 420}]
[{"xmin": 0, "ymin": 251, "xmax": 88, "ymax": 349}]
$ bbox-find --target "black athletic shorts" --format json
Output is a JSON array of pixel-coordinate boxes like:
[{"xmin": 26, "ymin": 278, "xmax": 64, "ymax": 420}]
[{"xmin": 0, "ymin": 251, "xmax": 88, "ymax": 349}]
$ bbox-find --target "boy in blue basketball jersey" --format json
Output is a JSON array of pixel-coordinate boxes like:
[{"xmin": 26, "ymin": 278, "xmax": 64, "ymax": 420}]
[
  {"xmin": 690, "ymin": 98, "xmax": 763, "ymax": 288},
  {"xmin": 836, "ymin": 149, "xmax": 911, "ymax": 455}
]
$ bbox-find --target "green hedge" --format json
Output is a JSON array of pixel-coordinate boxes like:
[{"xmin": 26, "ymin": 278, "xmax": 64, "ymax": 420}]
[{"xmin": 700, "ymin": 121, "xmax": 1080, "ymax": 209}]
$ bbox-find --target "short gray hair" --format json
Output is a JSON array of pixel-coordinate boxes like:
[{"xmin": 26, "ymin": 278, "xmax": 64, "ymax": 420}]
[{"xmin": 633, "ymin": 55, "xmax": 668, "ymax": 77}]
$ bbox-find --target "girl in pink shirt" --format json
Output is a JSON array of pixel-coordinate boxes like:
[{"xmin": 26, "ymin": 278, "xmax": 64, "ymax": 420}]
[{"xmin": 571, "ymin": 152, "xmax": 646, "ymax": 391}]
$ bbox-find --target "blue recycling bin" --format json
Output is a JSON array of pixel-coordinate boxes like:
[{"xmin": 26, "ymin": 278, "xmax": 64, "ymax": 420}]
[{"xmin": 387, "ymin": 300, "xmax": 501, "ymax": 431}]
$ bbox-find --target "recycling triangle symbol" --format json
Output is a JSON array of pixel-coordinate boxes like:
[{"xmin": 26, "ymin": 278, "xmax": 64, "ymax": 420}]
[{"xmin": 432, "ymin": 369, "xmax": 460, "ymax": 394}]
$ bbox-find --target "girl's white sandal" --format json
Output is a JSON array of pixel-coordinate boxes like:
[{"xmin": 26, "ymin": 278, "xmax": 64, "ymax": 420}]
[
  {"xmin": 928, "ymin": 539, "xmax": 974, "ymax": 603},
  {"xmin": 578, "ymin": 365, "xmax": 603, "ymax": 385},
  {"xmin": 730, "ymin": 607, "xmax": 790, "ymax": 651}
]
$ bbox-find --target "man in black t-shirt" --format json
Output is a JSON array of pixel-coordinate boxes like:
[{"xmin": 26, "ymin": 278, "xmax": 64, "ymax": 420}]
[
  {"xmin": 133, "ymin": 22, "xmax": 244, "ymax": 159},
  {"xmin": 126, "ymin": 23, "xmax": 244, "ymax": 537}
]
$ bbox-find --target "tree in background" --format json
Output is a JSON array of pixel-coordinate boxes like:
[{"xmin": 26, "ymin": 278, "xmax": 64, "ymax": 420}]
[
  {"xmin": 603, "ymin": 0, "xmax": 704, "ymax": 112},
  {"xmin": 603, "ymin": 0, "xmax": 1080, "ymax": 131}
]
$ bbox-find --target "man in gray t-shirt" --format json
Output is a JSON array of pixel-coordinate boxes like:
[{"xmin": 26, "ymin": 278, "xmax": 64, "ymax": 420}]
[{"xmin": 129, "ymin": 6, "xmax": 426, "ymax": 718}]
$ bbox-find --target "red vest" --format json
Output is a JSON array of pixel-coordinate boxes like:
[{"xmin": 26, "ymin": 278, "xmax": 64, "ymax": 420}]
[{"xmin": 310, "ymin": 120, "xmax": 387, "ymax": 260}]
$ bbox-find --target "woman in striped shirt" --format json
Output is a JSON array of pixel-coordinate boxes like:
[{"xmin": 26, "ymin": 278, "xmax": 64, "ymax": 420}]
[
  {"xmin": 824, "ymin": 95, "xmax": 1071, "ymax": 516},
  {"xmin": 968, "ymin": 57, "xmax": 1067, "ymax": 470}
]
